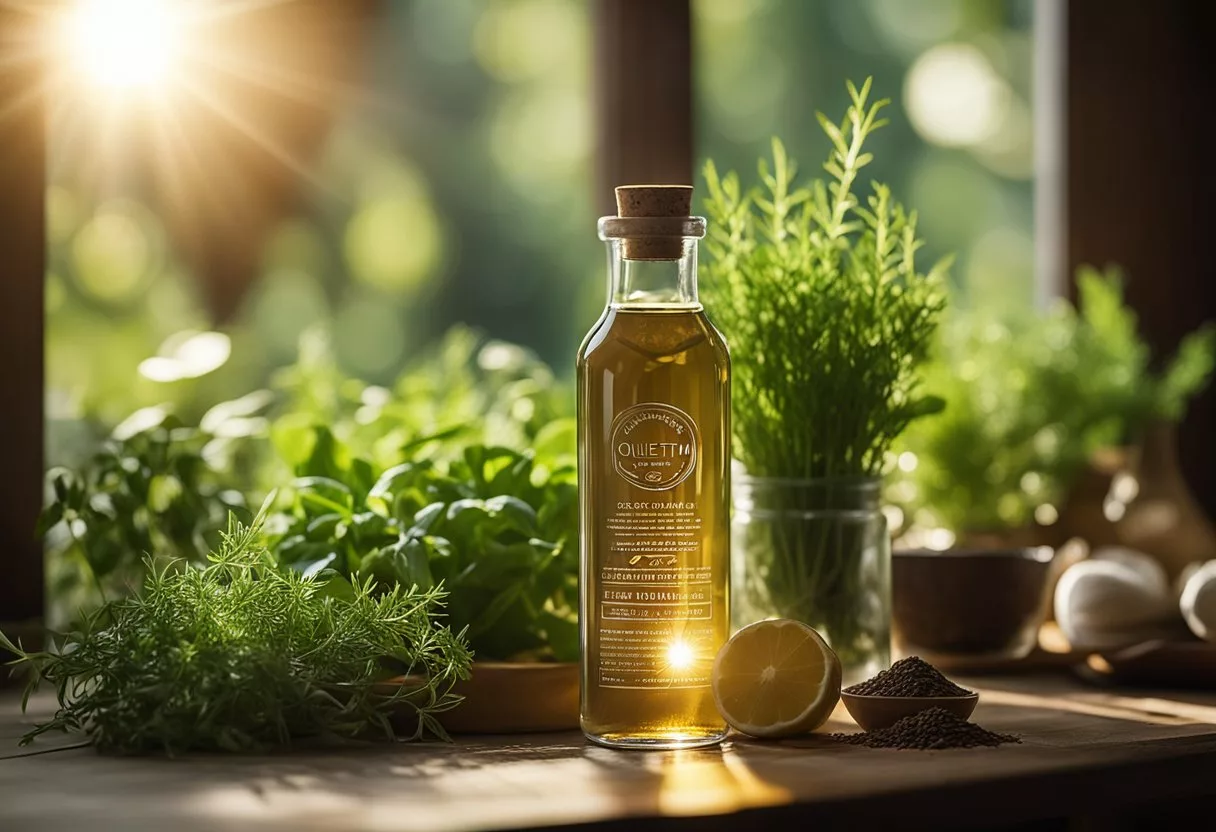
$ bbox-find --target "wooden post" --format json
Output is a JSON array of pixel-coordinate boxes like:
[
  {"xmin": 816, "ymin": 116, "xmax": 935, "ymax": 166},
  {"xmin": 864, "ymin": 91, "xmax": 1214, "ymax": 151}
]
[
  {"xmin": 1067, "ymin": 0, "xmax": 1216, "ymax": 517},
  {"xmin": 0, "ymin": 5, "xmax": 46, "ymax": 641},
  {"xmin": 593, "ymin": 0, "xmax": 693, "ymax": 215}
]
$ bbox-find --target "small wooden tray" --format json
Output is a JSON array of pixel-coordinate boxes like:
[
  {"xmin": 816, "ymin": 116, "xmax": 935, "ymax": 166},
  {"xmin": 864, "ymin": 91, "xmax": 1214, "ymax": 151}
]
[
  {"xmin": 1084, "ymin": 640, "xmax": 1216, "ymax": 689},
  {"xmin": 387, "ymin": 662, "xmax": 580, "ymax": 734}
]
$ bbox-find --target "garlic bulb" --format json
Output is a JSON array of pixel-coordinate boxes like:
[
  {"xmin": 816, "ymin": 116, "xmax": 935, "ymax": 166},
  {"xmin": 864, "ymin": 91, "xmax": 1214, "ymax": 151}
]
[
  {"xmin": 1091, "ymin": 546, "xmax": 1170, "ymax": 595},
  {"xmin": 1055, "ymin": 549, "xmax": 1177, "ymax": 649},
  {"xmin": 1179, "ymin": 560, "xmax": 1216, "ymax": 643}
]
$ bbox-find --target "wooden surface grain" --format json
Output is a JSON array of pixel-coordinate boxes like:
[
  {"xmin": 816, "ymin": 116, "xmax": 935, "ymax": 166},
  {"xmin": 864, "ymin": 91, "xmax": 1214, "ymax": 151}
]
[{"xmin": 3, "ymin": 674, "xmax": 1216, "ymax": 831}]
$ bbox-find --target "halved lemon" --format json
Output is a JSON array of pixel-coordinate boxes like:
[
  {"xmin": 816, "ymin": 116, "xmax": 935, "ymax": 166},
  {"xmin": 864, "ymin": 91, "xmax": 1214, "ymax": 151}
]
[{"xmin": 711, "ymin": 619, "xmax": 842, "ymax": 738}]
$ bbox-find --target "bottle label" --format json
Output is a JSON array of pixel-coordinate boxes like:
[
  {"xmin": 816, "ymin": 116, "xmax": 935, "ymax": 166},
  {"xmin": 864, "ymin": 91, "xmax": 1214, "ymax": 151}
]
[
  {"xmin": 609, "ymin": 403, "xmax": 699, "ymax": 491},
  {"xmin": 597, "ymin": 401, "xmax": 714, "ymax": 690}
]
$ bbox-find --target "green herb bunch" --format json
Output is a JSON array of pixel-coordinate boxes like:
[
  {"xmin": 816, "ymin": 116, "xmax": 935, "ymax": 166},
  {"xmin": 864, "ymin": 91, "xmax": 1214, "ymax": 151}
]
[
  {"xmin": 700, "ymin": 79, "xmax": 947, "ymax": 671},
  {"xmin": 3, "ymin": 506, "xmax": 471, "ymax": 754},
  {"xmin": 272, "ymin": 431, "xmax": 579, "ymax": 662},
  {"xmin": 894, "ymin": 266, "xmax": 1216, "ymax": 536},
  {"xmin": 702, "ymin": 79, "xmax": 948, "ymax": 480}
]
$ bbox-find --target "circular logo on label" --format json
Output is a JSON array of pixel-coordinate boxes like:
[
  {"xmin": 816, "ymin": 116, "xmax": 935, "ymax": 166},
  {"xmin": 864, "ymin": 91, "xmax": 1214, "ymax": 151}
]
[{"xmin": 610, "ymin": 403, "xmax": 699, "ymax": 491}]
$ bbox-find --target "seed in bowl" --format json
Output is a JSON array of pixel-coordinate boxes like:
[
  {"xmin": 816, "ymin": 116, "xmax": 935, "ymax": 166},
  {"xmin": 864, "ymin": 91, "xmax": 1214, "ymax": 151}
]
[{"xmin": 843, "ymin": 656, "xmax": 972, "ymax": 697}]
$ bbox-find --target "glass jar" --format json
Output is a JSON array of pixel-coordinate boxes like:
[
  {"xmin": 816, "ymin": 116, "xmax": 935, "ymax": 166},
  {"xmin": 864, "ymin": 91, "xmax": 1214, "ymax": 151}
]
[{"xmin": 731, "ymin": 475, "xmax": 890, "ymax": 684}]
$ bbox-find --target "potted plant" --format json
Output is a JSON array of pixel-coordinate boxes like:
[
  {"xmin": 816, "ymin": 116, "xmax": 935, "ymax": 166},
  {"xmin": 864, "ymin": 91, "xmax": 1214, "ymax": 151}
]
[
  {"xmin": 700, "ymin": 80, "xmax": 948, "ymax": 682},
  {"xmin": 891, "ymin": 267, "xmax": 1216, "ymax": 574}
]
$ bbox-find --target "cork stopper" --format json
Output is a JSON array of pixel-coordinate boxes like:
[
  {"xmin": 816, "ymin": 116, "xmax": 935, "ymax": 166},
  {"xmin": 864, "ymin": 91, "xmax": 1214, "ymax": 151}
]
[{"xmin": 614, "ymin": 185, "xmax": 693, "ymax": 260}]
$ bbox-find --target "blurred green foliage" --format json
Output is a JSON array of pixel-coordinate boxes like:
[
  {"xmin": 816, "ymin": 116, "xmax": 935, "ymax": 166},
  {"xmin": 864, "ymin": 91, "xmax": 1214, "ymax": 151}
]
[{"xmin": 892, "ymin": 267, "xmax": 1216, "ymax": 536}]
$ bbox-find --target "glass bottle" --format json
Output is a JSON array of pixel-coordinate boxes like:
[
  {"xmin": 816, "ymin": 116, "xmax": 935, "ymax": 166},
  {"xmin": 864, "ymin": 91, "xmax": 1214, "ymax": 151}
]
[{"xmin": 577, "ymin": 185, "xmax": 731, "ymax": 749}]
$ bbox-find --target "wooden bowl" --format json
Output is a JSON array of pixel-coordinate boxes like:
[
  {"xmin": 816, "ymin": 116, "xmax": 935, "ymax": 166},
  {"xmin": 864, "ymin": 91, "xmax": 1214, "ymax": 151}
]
[
  {"xmin": 841, "ymin": 692, "xmax": 979, "ymax": 732},
  {"xmin": 386, "ymin": 662, "xmax": 580, "ymax": 734},
  {"xmin": 893, "ymin": 548, "xmax": 1055, "ymax": 665}
]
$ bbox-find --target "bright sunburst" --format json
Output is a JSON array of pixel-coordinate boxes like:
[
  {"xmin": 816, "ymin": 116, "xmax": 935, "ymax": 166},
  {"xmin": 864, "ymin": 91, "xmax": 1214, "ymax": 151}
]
[
  {"xmin": 63, "ymin": 0, "xmax": 184, "ymax": 89},
  {"xmin": 27, "ymin": 0, "xmax": 358, "ymax": 199},
  {"xmin": 666, "ymin": 640, "xmax": 696, "ymax": 671},
  {"xmin": 0, "ymin": 0, "xmax": 386, "ymax": 290}
]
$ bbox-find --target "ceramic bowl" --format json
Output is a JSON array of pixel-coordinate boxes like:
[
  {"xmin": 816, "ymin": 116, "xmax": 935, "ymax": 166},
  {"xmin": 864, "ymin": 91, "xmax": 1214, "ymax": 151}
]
[
  {"xmin": 386, "ymin": 662, "xmax": 580, "ymax": 734},
  {"xmin": 841, "ymin": 691, "xmax": 979, "ymax": 732},
  {"xmin": 893, "ymin": 547, "xmax": 1055, "ymax": 665}
]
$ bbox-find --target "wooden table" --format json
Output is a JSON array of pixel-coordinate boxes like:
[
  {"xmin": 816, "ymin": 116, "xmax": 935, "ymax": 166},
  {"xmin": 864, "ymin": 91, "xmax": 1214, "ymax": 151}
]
[{"xmin": 3, "ymin": 673, "xmax": 1216, "ymax": 831}]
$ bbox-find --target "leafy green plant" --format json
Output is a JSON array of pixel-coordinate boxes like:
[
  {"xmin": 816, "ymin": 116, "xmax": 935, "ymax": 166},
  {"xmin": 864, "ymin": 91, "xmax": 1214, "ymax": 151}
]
[
  {"xmin": 271, "ymin": 428, "xmax": 579, "ymax": 662},
  {"xmin": 41, "ymin": 414, "xmax": 247, "ymax": 628},
  {"xmin": 3, "ymin": 506, "xmax": 471, "ymax": 754},
  {"xmin": 701, "ymin": 79, "xmax": 947, "ymax": 668},
  {"xmin": 893, "ymin": 266, "xmax": 1216, "ymax": 537}
]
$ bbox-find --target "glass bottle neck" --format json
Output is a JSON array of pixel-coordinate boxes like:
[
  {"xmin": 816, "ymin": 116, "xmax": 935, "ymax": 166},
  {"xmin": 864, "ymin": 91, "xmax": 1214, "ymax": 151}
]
[{"xmin": 606, "ymin": 238, "xmax": 700, "ymax": 308}]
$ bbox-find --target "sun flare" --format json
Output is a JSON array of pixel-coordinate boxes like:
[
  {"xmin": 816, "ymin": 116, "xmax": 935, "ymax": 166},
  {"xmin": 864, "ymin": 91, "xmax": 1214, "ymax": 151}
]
[
  {"xmin": 63, "ymin": 0, "xmax": 184, "ymax": 90},
  {"xmin": 667, "ymin": 641, "xmax": 695, "ymax": 671}
]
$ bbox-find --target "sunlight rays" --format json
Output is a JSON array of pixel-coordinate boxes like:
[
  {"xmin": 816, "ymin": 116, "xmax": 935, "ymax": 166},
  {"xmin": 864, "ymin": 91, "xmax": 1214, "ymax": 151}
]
[{"xmin": 2, "ymin": 0, "xmax": 391, "ymax": 218}]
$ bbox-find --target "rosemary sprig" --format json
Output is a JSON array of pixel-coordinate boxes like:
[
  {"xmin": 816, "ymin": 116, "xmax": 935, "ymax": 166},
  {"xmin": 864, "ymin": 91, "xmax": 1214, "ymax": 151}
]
[
  {"xmin": 2, "ymin": 502, "xmax": 471, "ymax": 754},
  {"xmin": 702, "ymin": 78, "xmax": 948, "ymax": 481}
]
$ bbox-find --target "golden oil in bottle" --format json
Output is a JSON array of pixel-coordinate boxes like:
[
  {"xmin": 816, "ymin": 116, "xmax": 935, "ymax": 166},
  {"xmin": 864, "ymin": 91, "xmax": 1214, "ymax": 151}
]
[{"xmin": 577, "ymin": 185, "xmax": 730, "ymax": 749}]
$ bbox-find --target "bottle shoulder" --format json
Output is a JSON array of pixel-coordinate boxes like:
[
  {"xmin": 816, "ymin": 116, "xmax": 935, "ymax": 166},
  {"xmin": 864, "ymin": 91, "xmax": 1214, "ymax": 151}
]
[
  {"xmin": 577, "ymin": 308, "xmax": 615, "ymax": 364},
  {"xmin": 577, "ymin": 306, "xmax": 729, "ymax": 370},
  {"xmin": 699, "ymin": 310, "xmax": 731, "ymax": 363}
]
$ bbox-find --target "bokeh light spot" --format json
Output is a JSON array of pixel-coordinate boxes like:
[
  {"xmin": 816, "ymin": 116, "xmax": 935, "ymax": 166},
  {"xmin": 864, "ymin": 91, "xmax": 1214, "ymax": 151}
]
[
  {"xmin": 344, "ymin": 197, "xmax": 441, "ymax": 293},
  {"xmin": 139, "ymin": 330, "xmax": 231, "ymax": 383},
  {"xmin": 490, "ymin": 88, "xmax": 590, "ymax": 197},
  {"xmin": 72, "ymin": 202, "xmax": 155, "ymax": 303},
  {"xmin": 474, "ymin": 0, "xmax": 581, "ymax": 82},
  {"xmin": 1034, "ymin": 504, "xmax": 1059, "ymax": 526},
  {"xmin": 905, "ymin": 43, "xmax": 1009, "ymax": 147}
]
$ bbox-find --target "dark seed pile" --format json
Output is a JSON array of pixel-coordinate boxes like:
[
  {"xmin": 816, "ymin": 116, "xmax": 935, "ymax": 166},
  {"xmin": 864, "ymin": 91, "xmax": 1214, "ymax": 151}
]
[
  {"xmin": 843, "ymin": 656, "xmax": 972, "ymax": 697},
  {"xmin": 829, "ymin": 707, "xmax": 1020, "ymax": 750}
]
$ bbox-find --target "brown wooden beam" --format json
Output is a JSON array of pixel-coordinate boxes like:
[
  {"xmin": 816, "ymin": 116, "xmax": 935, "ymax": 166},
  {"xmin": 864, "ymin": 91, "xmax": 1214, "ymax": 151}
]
[
  {"xmin": 593, "ymin": 0, "xmax": 693, "ymax": 214},
  {"xmin": 1067, "ymin": 0, "xmax": 1216, "ymax": 518},
  {"xmin": 0, "ymin": 6, "xmax": 46, "ymax": 637}
]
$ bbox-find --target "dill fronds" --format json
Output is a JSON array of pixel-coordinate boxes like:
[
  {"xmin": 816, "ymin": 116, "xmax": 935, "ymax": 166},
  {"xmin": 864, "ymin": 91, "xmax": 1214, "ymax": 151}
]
[{"xmin": 2, "ymin": 504, "xmax": 471, "ymax": 754}]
